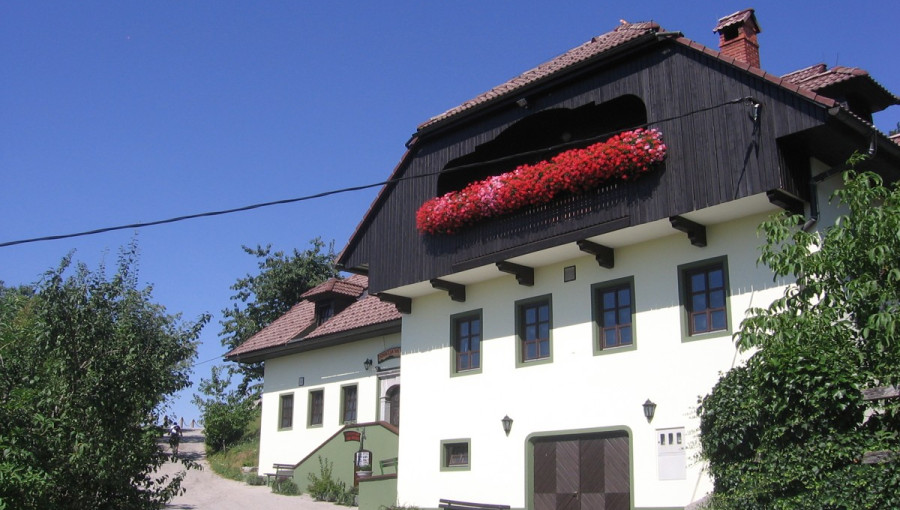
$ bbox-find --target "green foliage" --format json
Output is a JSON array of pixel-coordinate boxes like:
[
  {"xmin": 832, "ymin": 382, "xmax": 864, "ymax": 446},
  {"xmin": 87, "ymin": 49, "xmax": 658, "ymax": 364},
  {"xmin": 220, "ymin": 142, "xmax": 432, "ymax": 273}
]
[
  {"xmin": 271, "ymin": 478, "xmax": 300, "ymax": 495},
  {"xmin": 698, "ymin": 165, "xmax": 900, "ymax": 509},
  {"xmin": 220, "ymin": 239, "xmax": 337, "ymax": 393},
  {"xmin": 0, "ymin": 245, "xmax": 208, "ymax": 509},
  {"xmin": 205, "ymin": 408, "xmax": 260, "ymax": 480},
  {"xmin": 307, "ymin": 456, "xmax": 356, "ymax": 505},
  {"xmin": 243, "ymin": 473, "xmax": 266, "ymax": 485},
  {"xmin": 192, "ymin": 365, "xmax": 256, "ymax": 453}
]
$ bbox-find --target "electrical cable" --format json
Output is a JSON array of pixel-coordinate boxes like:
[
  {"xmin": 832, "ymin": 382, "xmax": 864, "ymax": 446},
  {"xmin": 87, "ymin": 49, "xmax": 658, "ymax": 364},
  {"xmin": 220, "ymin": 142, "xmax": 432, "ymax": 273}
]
[{"xmin": 0, "ymin": 97, "xmax": 756, "ymax": 249}]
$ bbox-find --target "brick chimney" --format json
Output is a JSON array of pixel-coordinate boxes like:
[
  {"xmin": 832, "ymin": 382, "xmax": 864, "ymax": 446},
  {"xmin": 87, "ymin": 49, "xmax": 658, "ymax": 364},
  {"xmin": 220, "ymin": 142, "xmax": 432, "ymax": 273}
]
[{"xmin": 714, "ymin": 9, "xmax": 761, "ymax": 68}]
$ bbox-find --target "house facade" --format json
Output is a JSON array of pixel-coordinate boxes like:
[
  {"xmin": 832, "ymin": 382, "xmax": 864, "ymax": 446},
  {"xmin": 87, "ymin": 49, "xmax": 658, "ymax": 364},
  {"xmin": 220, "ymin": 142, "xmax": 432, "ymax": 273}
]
[
  {"xmin": 226, "ymin": 275, "xmax": 403, "ymax": 488},
  {"xmin": 335, "ymin": 9, "xmax": 900, "ymax": 510}
]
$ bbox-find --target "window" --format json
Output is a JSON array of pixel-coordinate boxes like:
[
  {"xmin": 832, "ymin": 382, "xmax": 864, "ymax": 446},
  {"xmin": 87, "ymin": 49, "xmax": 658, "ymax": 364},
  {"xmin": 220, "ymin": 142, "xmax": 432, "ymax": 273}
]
[
  {"xmin": 517, "ymin": 296, "xmax": 551, "ymax": 363},
  {"xmin": 452, "ymin": 312, "xmax": 482, "ymax": 373},
  {"xmin": 593, "ymin": 278, "xmax": 635, "ymax": 351},
  {"xmin": 315, "ymin": 301, "xmax": 334, "ymax": 325},
  {"xmin": 441, "ymin": 439, "xmax": 471, "ymax": 471},
  {"xmin": 279, "ymin": 393, "xmax": 294, "ymax": 429},
  {"xmin": 341, "ymin": 385, "xmax": 358, "ymax": 423},
  {"xmin": 308, "ymin": 389, "xmax": 323, "ymax": 427},
  {"xmin": 680, "ymin": 258, "xmax": 729, "ymax": 338}
]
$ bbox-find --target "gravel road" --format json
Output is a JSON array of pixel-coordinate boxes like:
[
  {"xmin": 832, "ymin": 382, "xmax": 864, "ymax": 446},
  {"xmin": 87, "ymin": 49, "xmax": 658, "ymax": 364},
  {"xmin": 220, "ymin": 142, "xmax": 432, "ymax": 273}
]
[{"xmin": 158, "ymin": 429, "xmax": 349, "ymax": 510}]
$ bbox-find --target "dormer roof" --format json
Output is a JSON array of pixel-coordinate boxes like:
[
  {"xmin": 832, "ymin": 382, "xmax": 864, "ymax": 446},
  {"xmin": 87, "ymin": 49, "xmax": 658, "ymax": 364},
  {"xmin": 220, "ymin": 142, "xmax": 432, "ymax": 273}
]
[{"xmin": 225, "ymin": 274, "xmax": 401, "ymax": 362}]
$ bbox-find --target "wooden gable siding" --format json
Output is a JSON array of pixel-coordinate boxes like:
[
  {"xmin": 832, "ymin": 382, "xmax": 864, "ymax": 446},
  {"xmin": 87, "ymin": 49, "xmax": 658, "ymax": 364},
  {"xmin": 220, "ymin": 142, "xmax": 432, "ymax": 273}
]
[{"xmin": 344, "ymin": 42, "xmax": 827, "ymax": 294}]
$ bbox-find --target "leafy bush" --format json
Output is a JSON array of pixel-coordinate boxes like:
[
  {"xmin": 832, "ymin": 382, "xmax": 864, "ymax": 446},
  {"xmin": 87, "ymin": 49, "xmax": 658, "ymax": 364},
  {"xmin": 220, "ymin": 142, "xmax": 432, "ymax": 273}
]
[
  {"xmin": 271, "ymin": 479, "xmax": 300, "ymax": 495},
  {"xmin": 307, "ymin": 456, "xmax": 355, "ymax": 504},
  {"xmin": 243, "ymin": 473, "xmax": 266, "ymax": 486}
]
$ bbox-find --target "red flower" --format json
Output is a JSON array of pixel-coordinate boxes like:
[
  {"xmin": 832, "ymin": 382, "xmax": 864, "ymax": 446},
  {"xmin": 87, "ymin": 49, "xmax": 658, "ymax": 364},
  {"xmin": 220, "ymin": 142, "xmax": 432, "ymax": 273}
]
[{"xmin": 416, "ymin": 128, "xmax": 667, "ymax": 234}]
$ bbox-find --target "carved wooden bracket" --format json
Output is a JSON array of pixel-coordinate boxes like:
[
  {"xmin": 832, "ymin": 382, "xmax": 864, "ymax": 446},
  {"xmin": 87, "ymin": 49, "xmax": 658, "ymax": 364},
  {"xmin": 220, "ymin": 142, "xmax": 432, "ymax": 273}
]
[
  {"xmin": 669, "ymin": 215, "xmax": 707, "ymax": 247},
  {"xmin": 577, "ymin": 240, "xmax": 615, "ymax": 269},
  {"xmin": 496, "ymin": 261, "xmax": 534, "ymax": 286},
  {"xmin": 430, "ymin": 279, "xmax": 466, "ymax": 302},
  {"xmin": 376, "ymin": 293, "xmax": 412, "ymax": 314}
]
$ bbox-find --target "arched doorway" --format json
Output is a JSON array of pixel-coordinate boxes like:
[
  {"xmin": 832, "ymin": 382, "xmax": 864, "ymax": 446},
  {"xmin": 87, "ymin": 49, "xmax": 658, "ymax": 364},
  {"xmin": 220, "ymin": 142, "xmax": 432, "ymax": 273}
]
[{"xmin": 386, "ymin": 385, "xmax": 400, "ymax": 427}]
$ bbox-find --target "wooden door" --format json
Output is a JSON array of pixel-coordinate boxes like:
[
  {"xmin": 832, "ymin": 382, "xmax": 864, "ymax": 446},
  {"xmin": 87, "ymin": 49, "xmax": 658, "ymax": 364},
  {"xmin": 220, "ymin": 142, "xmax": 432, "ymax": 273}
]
[
  {"xmin": 386, "ymin": 385, "xmax": 400, "ymax": 427},
  {"xmin": 533, "ymin": 433, "xmax": 630, "ymax": 510}
]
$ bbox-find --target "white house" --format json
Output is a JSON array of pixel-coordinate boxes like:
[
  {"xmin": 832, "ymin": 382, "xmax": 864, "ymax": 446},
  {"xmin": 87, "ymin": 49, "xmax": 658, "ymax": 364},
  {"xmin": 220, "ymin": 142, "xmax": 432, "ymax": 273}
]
[
  {"xmin": 226, "ymin": 274, "xmax": 403, "ymax": 489},
  {"xmin": 334, "ymin": 8, "xmax": 900, "ymax": 510}
]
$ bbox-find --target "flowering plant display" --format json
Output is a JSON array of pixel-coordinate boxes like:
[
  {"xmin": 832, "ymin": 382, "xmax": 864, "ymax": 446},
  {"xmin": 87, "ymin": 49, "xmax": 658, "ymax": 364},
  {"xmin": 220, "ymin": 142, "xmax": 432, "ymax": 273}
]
[{"xmin": 416, "ymin": 128, "xmax": 667, "ymax": 234}]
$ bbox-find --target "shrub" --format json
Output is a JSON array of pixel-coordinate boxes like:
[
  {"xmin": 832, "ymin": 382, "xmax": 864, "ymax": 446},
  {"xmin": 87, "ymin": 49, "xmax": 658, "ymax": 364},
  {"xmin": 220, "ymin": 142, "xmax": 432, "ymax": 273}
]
[
  {"xmin": 271, "ymin": 479, "xmax": 300, "ymax": 495},
  {"xmin": 307, "ymin": 456, "xmax": 355, "ymax": 504},
  {"xmin": 243, "ymin": 473, "xmax": 266, "ymax": 486}
]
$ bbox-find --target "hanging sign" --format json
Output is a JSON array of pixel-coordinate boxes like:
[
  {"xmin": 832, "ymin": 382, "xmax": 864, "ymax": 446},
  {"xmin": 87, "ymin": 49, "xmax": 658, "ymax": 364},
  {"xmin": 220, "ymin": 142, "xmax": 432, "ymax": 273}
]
[{"xmin": 378, "ymin": 346, "xmax": 401, "ymax": 363}]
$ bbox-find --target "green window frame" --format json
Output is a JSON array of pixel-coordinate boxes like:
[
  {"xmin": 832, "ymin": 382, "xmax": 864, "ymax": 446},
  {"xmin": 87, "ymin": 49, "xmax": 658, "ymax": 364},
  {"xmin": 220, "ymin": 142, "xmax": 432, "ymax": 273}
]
[
  {"xmin": 279, "ymin": 393, "xmax": 294, "ymax": 430},
  {"xmin": 451, "ymin": 310, "xmax": 482, "ymax": 375},
  {"xmin": 308, "ymin": 389, "xmax": 324, "ymax": 427},
  {"xmin": 592, "ymin": 277, "xmax": 636, "ymax": 354},
  {"xmin": 679, "ymin": 256, "xmax": 731, "ymax": 341},
  {"xmin": 440, "ymin": 439, "xmax": 471, "ymax": 471},
  {"xmin": 341, "ymin": 385, "xmax": 358, "ymax": 424},
  {"xmin": 516, "ymin": 295, "xmax": 552, "ymax": 367}
]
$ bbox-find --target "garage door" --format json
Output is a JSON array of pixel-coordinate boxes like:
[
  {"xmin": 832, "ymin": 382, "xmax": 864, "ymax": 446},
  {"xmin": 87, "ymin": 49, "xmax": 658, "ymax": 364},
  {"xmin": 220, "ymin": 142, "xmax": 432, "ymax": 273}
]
[{"xmin": 533, "ymin": 432, "xmax": 630, "ymax": 510}]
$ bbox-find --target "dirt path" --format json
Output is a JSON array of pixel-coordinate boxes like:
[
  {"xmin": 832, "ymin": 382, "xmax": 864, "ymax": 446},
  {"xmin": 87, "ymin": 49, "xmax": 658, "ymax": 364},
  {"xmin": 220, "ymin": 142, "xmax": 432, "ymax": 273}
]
[{"xmin": 158, "ymin": 429, "xmax": 349, "ymax": 510}]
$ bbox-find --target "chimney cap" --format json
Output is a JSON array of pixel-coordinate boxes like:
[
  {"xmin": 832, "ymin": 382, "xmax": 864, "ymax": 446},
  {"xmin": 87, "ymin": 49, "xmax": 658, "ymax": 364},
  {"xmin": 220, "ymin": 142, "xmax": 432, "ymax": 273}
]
[{"xmin": 713, "ymin": 8, "xmax": 761, "ymax": 34}]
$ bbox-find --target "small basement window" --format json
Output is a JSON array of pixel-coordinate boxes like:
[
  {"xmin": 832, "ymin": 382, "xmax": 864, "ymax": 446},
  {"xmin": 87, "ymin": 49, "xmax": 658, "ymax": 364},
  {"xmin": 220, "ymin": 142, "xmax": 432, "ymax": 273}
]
[{"xmin": 441, "ymin": 439, "xmax": 471, "ymax": 471}]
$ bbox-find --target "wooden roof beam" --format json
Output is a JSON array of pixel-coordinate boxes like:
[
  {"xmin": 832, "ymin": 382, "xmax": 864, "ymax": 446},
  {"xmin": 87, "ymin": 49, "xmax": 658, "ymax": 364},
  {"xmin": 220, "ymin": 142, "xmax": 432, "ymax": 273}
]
[
  {"xmin": 430, "ymin": 279, "xmax": 466, "ymax": 302},
  {"xmin": 577, "ymin": 240, "xmax": 615, "ymax": 269},
  {"xmin": 496, "ymin": 261, "xmax": 534, "ymax": 286},
  {"xmin": 670, "ymin": 215, "xmax": 707, "ymax": 247},
  {"xmin": 766, "ymin": 188, "xmax": 805, "ymax": 215}
]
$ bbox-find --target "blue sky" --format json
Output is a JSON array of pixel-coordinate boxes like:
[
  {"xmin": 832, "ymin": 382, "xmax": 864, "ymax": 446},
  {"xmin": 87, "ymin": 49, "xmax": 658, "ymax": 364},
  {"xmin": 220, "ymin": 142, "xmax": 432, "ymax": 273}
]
[{"xmin": 3, "ymin": 1, "xmax": 898, "ymax": 424}]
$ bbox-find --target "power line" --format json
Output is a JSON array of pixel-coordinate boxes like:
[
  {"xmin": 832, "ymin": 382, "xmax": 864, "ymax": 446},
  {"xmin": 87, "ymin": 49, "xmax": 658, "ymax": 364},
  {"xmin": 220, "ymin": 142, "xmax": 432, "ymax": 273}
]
[{"xmin": 0, "ymin": 97, "xmax": 756, "ymax": 249}]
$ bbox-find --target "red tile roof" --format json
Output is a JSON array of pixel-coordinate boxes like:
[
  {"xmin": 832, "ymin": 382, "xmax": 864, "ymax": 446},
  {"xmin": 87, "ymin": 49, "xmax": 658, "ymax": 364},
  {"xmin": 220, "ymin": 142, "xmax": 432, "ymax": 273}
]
[
  {"xmin": 226, "ymin": 300, "xmax": 316, "ymax": 357},
  {"xmin": 415, "ymin": 16, "xmax": 860, "ymax": 133},
  {"xmin": 784, "ymin": 64, "xmax": 870, "ymax": 90},
  {"xmin": 225, "ymin": 274, "xmax": 401, "ymax": 359},
  {"xmin": 301, "ymin": 275, "xmax": 366, "ymax": 299},
  {"xmin": 418, "ymin": 21, "xmax": 660, "ymax": 130},
  {"xmin": 306, "ymin": 295, "xmax": 401, "ymax": 339}
]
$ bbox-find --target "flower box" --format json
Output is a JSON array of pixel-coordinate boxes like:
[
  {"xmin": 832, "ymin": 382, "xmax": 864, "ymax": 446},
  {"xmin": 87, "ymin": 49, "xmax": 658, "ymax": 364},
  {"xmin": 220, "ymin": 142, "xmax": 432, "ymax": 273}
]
[{"xmin": 416, "ymin": 128, "xmax": 667, "ymax": 235}]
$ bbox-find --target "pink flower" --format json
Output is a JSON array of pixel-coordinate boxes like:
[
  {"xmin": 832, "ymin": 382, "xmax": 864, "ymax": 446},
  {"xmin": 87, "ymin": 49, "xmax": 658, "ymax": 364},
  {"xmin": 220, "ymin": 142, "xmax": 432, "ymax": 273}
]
[{"xmin": 415, "ymin": 128, "xmax": 667, "ymax": 235}]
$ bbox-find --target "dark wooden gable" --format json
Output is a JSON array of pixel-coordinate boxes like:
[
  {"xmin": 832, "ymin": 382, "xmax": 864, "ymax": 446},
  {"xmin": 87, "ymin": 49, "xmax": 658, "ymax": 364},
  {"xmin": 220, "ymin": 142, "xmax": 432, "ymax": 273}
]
[{"xmin": 338, "ymin": 37, "xmax": 866, "ymax": 294}]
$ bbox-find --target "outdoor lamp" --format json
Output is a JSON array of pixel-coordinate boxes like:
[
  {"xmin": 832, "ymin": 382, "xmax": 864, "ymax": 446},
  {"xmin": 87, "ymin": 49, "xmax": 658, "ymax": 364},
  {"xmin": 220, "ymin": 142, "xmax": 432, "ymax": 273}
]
[
  {"xmin": 502, "ymin": 415, "xmax": 513, "ymax": 436},
  {"xmin": 364, "ymin": 358, "xmax": 373, "ymax": 371},
  {"xmin": 643, "ymin": 399, "xmax": 657, "ymax": 423}
]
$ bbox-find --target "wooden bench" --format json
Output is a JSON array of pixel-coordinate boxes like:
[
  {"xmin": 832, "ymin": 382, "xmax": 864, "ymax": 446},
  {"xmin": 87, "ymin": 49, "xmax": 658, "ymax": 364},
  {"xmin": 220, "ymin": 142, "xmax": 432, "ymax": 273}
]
[
  {"xmin": 439, "ymin": 499, "xmax": 510, "ymax": 510},
  {"xmin": 264, "ymin": 463, "xmax": 294, "ymax": 485},
  {"xmin": 379, "ymin": 457, "xmax": 398, "ymax": 474}
]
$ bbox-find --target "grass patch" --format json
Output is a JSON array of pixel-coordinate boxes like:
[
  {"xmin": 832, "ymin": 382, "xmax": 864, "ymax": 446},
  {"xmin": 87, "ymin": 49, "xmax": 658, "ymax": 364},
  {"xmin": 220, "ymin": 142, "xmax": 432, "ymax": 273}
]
[{"xmin": 207, "ymin": 408, "xmax": 261, "ymax": 481}]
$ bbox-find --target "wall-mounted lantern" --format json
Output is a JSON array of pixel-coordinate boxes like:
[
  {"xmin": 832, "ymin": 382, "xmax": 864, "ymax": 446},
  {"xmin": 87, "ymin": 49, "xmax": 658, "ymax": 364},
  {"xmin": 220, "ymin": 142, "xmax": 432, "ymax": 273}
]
[
  {"xmin": 364, "ymin": 358, "xmax": 373, "ymax": 371},
  {"xmin": 643, "ymin": 399, "xmax": 657, "ymax": 423},
  {"xmin": 502, "ymin": 415, "xmax": 513, "ymax": 436}
]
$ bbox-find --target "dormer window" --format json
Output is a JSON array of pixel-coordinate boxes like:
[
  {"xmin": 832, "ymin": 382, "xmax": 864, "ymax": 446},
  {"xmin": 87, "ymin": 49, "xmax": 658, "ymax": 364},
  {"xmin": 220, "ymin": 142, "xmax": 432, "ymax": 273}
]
[{"xmin": 315, "ymin": 301, "xmax": 334, "ymax": 325}]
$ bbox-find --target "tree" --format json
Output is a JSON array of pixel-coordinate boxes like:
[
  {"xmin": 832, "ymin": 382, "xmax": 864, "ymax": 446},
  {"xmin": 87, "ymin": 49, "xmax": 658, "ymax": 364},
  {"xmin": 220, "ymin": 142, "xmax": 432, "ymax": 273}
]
[
  {"xmin": 191, "ymin": 365, "xmax": 256, "ymax": 453},
  {"xmin": 697, "ymin": 164, "xmax": 900, "ymax": 509},
  {"xmin": 0, "ymin": 246, "xmax": 208, "ymax": 510},
  {"xmin": 219, "ymin": 238, "xmax": 337, "ymax": 393}
]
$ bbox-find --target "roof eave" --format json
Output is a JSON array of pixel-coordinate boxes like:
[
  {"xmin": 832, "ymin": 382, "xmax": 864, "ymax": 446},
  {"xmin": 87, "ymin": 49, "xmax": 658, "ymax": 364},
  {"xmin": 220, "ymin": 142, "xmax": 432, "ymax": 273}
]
[
  {"xmin": 225, "ymin": 319, "xmax": 402, "ymax": 364},
  {"xmin": 414, "ymin": 31, "xmax": 662, "ymax": 140}
]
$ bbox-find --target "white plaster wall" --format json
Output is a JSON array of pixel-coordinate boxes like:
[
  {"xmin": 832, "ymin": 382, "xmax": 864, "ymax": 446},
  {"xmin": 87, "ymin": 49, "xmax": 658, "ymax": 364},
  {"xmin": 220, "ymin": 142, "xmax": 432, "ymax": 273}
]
[
  {"xmin": 396, "ymin": 211, "xmax": 789, "ymax": 509},
  {"xmin": 257, "ymin": 332, "xmax": 401, "ymax": 475}
]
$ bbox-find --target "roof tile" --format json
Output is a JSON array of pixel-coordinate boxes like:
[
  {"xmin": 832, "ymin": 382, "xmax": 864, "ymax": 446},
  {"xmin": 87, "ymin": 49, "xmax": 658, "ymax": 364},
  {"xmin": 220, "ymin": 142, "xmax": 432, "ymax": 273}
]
[{"xmin": 226, "ymin": 274, "xmax": 400, "ymax": 359}]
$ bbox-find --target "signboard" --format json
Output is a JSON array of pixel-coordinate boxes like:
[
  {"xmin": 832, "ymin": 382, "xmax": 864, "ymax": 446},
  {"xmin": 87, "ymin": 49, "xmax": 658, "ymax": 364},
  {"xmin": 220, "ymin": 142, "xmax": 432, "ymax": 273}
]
[
  {"xmin": 378, "ymin": 346, "xmax": 401, "ymax": 364},
  {"xmin": 355, "ymin": 450, "xmax": 371, "ymax": 469},
  {"xmin": 343, "ymin": 431, "xmax": 361, "ymax": 442}
]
